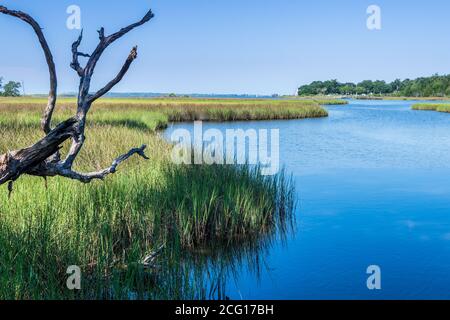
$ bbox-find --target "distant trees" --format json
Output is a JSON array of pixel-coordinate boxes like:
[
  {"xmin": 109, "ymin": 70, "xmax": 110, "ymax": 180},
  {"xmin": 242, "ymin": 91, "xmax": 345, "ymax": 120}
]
[
  {"xmin": 2, "ymin": 81, "xmax": 22, "ymax": 97},
  {"xmin": 0, "ymin": 77, "xmax": 22, "ymax": 96},
  {"xmin": 298, "ymin": 74, "xmax": 450, "ymax": 97}
]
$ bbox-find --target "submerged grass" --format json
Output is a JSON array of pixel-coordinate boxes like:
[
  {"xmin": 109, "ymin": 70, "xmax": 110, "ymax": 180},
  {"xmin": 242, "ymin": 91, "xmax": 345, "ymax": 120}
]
[
  {"xmin": 412, "ymin": 103, "xmax": 450, "ymax": 113},
  {"xmin": 0, "ymin": 98, "xmax": 296, "ymax": 300}
]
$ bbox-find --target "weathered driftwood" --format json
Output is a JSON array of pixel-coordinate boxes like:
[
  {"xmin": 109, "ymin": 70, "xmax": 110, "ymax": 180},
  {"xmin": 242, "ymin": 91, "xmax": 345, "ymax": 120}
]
[
  {"xmin": 0, "ymin": 6, "xmax": 153, "ymax": 193},
  {"xmin": 142, "ymin": 245, "xmax": 165, "ymax": 269}
]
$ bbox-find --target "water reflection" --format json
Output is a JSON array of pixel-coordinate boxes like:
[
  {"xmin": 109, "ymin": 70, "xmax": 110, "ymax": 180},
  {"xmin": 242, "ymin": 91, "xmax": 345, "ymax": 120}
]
[{"xmin": 164, "ymin": 100, "xmax": 450, "ymax": 299}]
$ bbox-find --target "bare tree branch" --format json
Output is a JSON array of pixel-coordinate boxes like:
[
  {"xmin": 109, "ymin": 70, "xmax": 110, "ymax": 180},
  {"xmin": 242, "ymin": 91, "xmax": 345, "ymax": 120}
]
[
  {"xmin": 0, "ymin": 7, "xmax": 153, "ymax": 190},
  {"xmin": 0, "ymin": 5, "xmax": 57, "ymax": 134},
  {"xmin": 70, "ymin": 30, "xmax": 90, "ymax": 77},
  {"xmin": 63, "ymin": 9, "xmax": 154, "ymax": 168},
  {"xmin": 88, "ymin": 46, "xmax": 138, "ymax": 103},
  {"xmin": 83, "ymin": 9, "xmax": 154, "ymax": 83},
  {"xmin": 0, "ymin": 118, "xmax": 77, "ymax": 185},
  {"xmin": 7, "ymin": 181, "xmax": 13, "ymax": 199},
  {"xmin": 58, "ymin": 145, "xmax": 148, "ymax": 183},
  {"xmin": 142, "ymin": 244, "xmax": 164, "ymax": 269},
  {"xmin": 98, "ymin": 27, "xmax": 105, "ymax": 41},
  {"xmin": 104, "ymin": 10, "xmax": 154, "ymax": 46}
]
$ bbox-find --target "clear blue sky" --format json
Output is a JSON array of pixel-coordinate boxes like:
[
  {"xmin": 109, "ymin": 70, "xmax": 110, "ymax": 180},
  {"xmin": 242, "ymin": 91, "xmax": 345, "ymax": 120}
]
[{"xmin": 1, "ymin": 0, "xmax": 450, "ymax": 95}]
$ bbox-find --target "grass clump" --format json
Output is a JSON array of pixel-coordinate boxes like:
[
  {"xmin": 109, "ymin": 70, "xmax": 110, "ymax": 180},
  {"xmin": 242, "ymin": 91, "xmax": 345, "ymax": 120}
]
[
  {"xmin": 0, "ymin": 101, "xmax": 295, "ymax": 300},
  {"xmin": 311, "ymin": 98, "xmax": 348, "ymax": 105},
  {"xmin": 412, "ymin": 103, "xmax": 450, "ymax": 113},
  {"xmin": 281, "ymin": 96, "xmax": 348, "ymax": 105},
  {"xmin": 0, "ymin": 97, "xmax": 329, "ymax": 128}
]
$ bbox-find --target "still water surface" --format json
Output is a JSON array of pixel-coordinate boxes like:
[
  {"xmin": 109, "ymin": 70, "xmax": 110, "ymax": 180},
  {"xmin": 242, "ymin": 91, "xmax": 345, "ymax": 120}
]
[{"xmin": 165, "ymin": 100, "xmax": 450, "ymax": 299}]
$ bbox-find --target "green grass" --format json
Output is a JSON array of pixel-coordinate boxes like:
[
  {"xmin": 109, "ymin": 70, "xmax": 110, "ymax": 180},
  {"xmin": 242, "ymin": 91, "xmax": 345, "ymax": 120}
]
[
  {"xmin": 280, "ymin": 96, "xmax": 348, "ymax": 105},
  {"xmin": 311, "ymin": 98, "xmax": 348, "ymax": 105},
  {"xmin": 438, "ymin": 105, "xmax": 450, "ymax": 112},
  {"xmin": 0, "ymin": 96, "xmax": 336, "ymax": 128},
  {"xmin": 387, "ymin": 97, "xmax": 450, "ymax": 101},
  {"xmin": 0, "ymin": 98, "xmax": 296, "ymax": 300},
  {"xmin": 412, "ymin": 103, "xmax": 450, "ymax": 113}
]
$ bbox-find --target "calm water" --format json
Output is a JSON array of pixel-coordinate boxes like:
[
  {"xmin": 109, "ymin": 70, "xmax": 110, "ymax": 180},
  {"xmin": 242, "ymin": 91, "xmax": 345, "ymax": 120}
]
[{"xmin": 164, "ymin": 100, "xmax": 450, "ymax": 299}]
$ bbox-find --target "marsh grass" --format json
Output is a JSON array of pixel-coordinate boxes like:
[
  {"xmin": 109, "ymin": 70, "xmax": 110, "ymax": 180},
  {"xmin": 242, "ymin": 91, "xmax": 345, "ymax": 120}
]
[
  {"xmin": 281, "ymin": 97, "xmax": 348, "ymax": 105},
  {"xmin": 0, "ymin": 98, "xmax": 296, "ymax": 300},
  {"xmin": 386, "ymin": 97, "xmax": 450, "ymax": 101},
  {"xmin": 0, "ymin": 97, "xmax": 332, "ymax": 129},
  {"xmin": 310, "ymin": 98, "xmax": 348, "ymax": 105},
  {"xmin": 412, "ymin": 103, "xmax": 450, "ymax": 113}
]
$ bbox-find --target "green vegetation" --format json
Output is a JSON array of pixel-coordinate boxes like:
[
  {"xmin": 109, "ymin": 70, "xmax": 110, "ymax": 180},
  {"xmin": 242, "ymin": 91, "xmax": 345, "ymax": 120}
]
[
  {"xmin": 438, "ymin": 105, "xmax": 450, "ymax": 113},
  {"xmin": 412, "ymin": 103, "xmax": 450, "ymax": 113},
  {"xmin": 310, "ymin": 98, "xmax": 348, "ymax": 105},
  {"xmin": 0, "ymin": 97, "xmax": 296, "ymax": 299},
  {"xmin": 379, "ymin": 96, "xmax": 450, "ymax": 101},
  {"xmin": 0, "ymin": 97, "xmax": 335, "ymax": 129},
  {"xmin": 0, "ymin": 77, "xmax": 22, "ymax": 97},
  {"xmin": 298, "ymin": 74, "xmax": 450, "ymax": 97}
]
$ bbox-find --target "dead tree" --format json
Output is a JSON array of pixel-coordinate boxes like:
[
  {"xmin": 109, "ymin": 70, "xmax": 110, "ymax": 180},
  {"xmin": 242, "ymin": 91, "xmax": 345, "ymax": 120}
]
[{"xmin": 0, "ymin": 6, "xmax": 153, "ymax": 194}]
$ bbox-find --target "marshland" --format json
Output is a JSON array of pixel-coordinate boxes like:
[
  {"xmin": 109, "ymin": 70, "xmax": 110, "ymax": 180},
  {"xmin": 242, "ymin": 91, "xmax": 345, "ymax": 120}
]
[
  {"xmin": 162, "ymin": 98, "xmax": 450, "ymax": 299},
  {"xmin": 3, "ymin": 96, "xmax": 450, "ymax": 299},
  {"xmin": 0, "ymin": 96, "xmax": 343, "ymax": 299},
  {"xmin": 3, "ymin": 0, "xmax": 450, "ymax": 303},
  {"xmin": 411, "ymin": 103, "xmax": 450, "ymax": 113},
  {"xmin": 0, "ymin": 97, "xmax": 345, "ymax": 129}
]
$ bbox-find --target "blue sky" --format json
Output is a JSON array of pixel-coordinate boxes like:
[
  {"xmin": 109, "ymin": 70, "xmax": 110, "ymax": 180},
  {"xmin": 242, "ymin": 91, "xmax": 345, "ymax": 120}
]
[{"xmin": 1, "ymin": 0, "xmax": 450, "ymax": 95}]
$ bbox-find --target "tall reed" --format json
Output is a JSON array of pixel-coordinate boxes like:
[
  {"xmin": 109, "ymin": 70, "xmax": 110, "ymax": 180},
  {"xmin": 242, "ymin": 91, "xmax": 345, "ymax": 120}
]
[
  {"xmin": 412, "ymin": 103, "xmax": 450, "ymax": 113},
  {"xmin": 0, "ymin": 103, "xmax": 295, "ymax": 299}
]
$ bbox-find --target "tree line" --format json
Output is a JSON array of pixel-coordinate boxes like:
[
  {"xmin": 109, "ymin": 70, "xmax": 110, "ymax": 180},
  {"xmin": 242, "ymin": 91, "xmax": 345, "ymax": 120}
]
[
  {"xmin": 298, "ymin": 74, "xmax": 450, "ymax": 97},
  {"xmin": 0, "ymin": 77, "xmax": 22, "ymax": 97}
]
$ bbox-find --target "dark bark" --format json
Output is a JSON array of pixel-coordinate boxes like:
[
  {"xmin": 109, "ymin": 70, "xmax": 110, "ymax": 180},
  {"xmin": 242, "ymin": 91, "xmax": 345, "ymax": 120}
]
[
  {"xmin": 0, "ymin": 6, "xmax": 153, "ymax": 191},
  {"xmin": 0, "ymin": 5, "xmax": 57, "ymax": 134}
]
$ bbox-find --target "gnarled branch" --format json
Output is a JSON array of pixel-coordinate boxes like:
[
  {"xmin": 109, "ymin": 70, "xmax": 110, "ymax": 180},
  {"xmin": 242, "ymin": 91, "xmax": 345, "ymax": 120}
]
[
  {"xmin": 104, "ymin": 10, "xmax": 154, "ymax": 46},
  {"xmin": 70, "ymin": 30, "xmax": 90, "ymax": 76},
  {"xmin": 0, "ymin": 5, "xmax": 57, "ymax": 134},
  {"xmin": 85, "ymin": 9, "xmax": 153, "ymax": 76},
  {"xmin": 63, "ymin": 9, "xmax": 154, "ymax": 169},
  {"xmin": 88, "ymin": 46, "xmax": 138, "ymax": 103},
  {"xmin": 0, "ymin": 6, "xmax": 153, "ymax": 190},
  {"xmin": 58, "ymin": 144, "xmax": 149, "ymax": 183},
  {"xmin": 0, "ymin": 118, "xmax": 77, "ymax": 185}
]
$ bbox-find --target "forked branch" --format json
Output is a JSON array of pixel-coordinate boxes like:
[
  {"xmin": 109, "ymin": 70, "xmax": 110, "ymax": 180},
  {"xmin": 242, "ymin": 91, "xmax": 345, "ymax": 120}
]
[
  {"xmin": 0, "ymin": 6, "xmax": 154, "ymax": 190},
  {"xmin": 58, "ymin": 144, "xmax": 149, "ymax": 183},
  {"xmin": 89, "ymin": 46, "xmax": 139, "ymax": 103},
  {"xmin": 70, "ymin": 30, "xmax": 90, "ymax": 76}
]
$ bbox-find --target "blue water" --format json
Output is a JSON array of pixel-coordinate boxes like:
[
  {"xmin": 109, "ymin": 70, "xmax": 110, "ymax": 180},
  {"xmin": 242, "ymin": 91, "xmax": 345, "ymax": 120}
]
[{"xmin": 164, "ymin": 100, "xmax": 450, "ymax": 299}]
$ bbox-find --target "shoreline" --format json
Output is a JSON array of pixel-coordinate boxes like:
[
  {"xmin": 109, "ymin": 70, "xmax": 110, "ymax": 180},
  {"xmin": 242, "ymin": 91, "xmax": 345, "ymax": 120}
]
[
  {"xmin": 298, "ymin": 95, "xmax": 450, "ymax": 101},
  {"xmin": 0, "ymin": 97, "xmax": 345, "ymax": 131},
  {"xmin": 411, "ymin": 103, "xmax": 450, "ymax": 113},
  {"xmin": 0, "ymin": 96, "xmax": 297, "ymax": 299}
]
